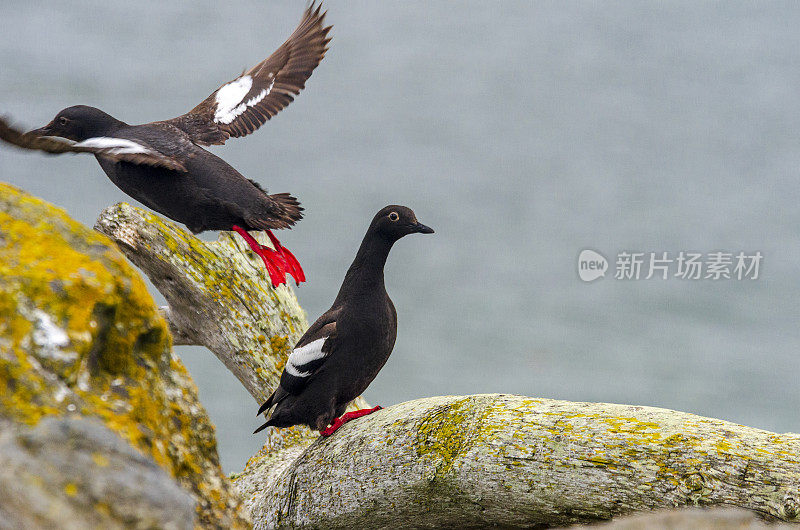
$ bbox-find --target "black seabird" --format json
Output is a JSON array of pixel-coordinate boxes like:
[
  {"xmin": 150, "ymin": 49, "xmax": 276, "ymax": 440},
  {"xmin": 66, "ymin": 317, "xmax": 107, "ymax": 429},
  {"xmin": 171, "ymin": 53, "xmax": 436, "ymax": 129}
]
[
  {"xmin": 0, "ymin": 4, "xmax": 332, "ymax": 287},
  {"xmin": 254, "ymin": 205, "xmax": 434, "ymax": 436}
]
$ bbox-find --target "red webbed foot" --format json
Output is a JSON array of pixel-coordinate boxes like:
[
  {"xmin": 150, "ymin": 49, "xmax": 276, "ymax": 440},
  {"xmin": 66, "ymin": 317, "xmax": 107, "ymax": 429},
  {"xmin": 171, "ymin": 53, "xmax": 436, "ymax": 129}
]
[
  {"xmin": 232, "ymin": 226, "xmax": 304, "ymax": 287},
  {"xmin": 320, "ymin": 406, "xmax": 383, "ymax": 437},
  {"xmin": 265, "ymin": 230, "xmax": 306, "ymax": 285}
]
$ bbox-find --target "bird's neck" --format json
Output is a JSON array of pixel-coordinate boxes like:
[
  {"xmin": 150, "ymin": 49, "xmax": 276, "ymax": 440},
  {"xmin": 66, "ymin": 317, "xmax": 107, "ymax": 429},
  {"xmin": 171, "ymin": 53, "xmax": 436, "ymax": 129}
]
[
  {"xmin": 77, "ymin": 110, "xmax": 127, "ymax": 139},
  {"xmin": 88, "ymin": 117, "xmax": 127, "ymax": 138},
  {"xmin": 334, "ymin": 232, "xmax": 394, "ymax": 303}
]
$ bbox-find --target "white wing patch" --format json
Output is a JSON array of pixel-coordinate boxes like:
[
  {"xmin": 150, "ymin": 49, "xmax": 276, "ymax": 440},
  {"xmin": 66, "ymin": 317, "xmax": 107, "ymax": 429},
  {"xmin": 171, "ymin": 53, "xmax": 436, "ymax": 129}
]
[
  {"xmin": 213, "ymin": 75, "xmax": 274, "ymax": 125},
  {"xmin": 285, "ymin": 337, "xmax": 327, "ymax": 377},
  {"xmin": 76, "ymin": 137, "xmax": 153, "ymax": 154},
  {"xmin": 246, "ymin": 87, "xmax": 269, "ymax": 108}
]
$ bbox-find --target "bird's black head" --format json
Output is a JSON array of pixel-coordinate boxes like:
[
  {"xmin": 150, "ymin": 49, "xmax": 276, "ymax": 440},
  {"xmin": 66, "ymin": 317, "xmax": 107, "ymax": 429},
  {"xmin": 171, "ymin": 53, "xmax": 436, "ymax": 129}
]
[
  {"xmin": 369, "ymin": 205, "xmax": 434, "ymax": 242},
  {"xmin": 29, "ymin": 105, "xmax": 121, "ymax": 142}
]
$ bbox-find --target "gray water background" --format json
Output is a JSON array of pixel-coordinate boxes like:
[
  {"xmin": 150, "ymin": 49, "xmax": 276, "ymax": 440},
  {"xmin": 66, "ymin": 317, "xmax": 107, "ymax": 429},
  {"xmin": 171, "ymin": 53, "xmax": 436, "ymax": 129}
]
[{"xmin": 1, "ymin": 1, "xmax": 798, "ymax": 472}]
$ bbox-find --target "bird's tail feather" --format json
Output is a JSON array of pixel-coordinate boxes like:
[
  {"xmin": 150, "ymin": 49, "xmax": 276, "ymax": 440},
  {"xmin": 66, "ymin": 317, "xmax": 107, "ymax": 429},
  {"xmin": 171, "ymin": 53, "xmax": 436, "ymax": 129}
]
[
  {"xmin": 246, "ymin": 178, "xmax": 304, "ymax": 229},
  {"xmin": 270, "ymin": 192, "xmax": 304, "ymax": 226},
  {"xmin": 253, "ymin": 394, "xmax": 276, "ymax": 434},
  {"xmin": 254, "ymin": 387, "xmax": 291, "ymax": 434},
  {"xmin": 253, "ymin": 416, "xmax": 280, "ymax": 434},
  {"xmin": 257, "ymin": 391, "xmax": 276, "ymax": 416}
]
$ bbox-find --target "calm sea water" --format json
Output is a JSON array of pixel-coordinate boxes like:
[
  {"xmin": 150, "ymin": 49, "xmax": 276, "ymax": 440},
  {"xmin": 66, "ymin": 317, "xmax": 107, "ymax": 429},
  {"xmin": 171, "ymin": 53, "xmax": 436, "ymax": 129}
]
[{"xmin": 1, "ymin": 1, "xmax": 798, "ymax": 472}]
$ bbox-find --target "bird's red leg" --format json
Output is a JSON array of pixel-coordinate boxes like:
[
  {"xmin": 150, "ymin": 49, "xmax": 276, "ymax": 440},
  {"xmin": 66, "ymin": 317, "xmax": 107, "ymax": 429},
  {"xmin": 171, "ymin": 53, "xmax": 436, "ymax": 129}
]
[
  {"xmin": 231, "ymin": 225, "xmax": 287, "ymax": 287},
  {"xmin": 265, "ymin": 230, "xmax": 306, "ymax": 286},
  {"xmin": 320, "ymin": 406, "xmax": 383, "ymax": 437}
]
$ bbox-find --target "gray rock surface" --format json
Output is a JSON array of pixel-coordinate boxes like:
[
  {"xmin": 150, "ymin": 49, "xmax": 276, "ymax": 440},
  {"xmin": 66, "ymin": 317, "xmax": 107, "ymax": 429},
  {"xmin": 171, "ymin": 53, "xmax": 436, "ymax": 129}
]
[
  {"xmin": 0, "ymin": 417, "xmax": 196, "ymax": 530},
  {"xmin": 578, "ymin": 507, "xmax": 794, "ymax": 529}
]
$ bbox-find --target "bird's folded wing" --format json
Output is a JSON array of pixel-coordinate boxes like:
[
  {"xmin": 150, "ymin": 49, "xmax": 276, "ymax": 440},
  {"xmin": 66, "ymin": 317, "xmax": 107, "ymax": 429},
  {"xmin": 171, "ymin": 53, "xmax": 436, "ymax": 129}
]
[
  {"xmin": 278, "ymin": 318, "xmax": 337, "ymax": 395},
  {"xmin": 163, "ymin": 3, "xmax": 331, "ymax": 146},
  {"xmin": 0, "ymin": 117, "xmax": 187, "ymax": 172}
]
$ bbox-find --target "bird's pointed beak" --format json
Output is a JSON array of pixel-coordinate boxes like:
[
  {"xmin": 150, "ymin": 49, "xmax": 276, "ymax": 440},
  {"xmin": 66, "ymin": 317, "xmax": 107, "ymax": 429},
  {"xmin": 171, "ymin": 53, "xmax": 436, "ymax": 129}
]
[
  {"xmin": 413, "ymin": 222, "xmax": 434, "ymax": 234},
  {"xmin": 27, "ymin": 124, "xmax": 53, "ymax": 137}
]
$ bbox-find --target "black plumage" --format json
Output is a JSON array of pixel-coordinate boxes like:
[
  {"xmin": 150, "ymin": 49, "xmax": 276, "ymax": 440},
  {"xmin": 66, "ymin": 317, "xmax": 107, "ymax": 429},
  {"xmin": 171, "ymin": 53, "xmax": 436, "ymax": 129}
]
[
  {"xmin": 0, "ymin": 4, "xmax": 332, "ymax": 286},
  {"xmin": 254, "ymin": 205, "xmax": 434, "ymax": 436}
]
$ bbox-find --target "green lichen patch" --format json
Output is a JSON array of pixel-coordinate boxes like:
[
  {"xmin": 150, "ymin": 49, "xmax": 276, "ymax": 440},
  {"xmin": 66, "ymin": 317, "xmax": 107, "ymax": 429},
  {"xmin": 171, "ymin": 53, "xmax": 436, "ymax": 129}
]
[
  {"xmin": 0, "ymin": 183, "xmax": 249, "ymax": 528},
  {"xmin": 415, "ymin": 398, "xmax": 489, "ymax": 475}
]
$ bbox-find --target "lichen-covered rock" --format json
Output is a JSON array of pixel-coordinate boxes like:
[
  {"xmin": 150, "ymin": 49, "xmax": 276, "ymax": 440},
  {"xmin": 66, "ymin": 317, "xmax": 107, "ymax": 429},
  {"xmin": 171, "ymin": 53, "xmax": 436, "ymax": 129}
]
[
  {"xmin": 235, "ymin": 394, "xmax": 800, "ymax": 529},
  {"xmin": 94, "ymin": 201, "xmax": 310, "ymax": 406},
  {"xmin": 0, "ymin": 416, "xmax": 196, "ymax": 529},
  {"xmin": 0, "ymin": 183, "xmax": 249, "ymax": 528}
]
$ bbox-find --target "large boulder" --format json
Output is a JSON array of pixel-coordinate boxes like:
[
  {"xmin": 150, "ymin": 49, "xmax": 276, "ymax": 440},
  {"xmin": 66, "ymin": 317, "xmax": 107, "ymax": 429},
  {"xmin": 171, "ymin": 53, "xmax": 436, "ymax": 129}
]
[
  {"xmin": 0, "ymin": 183, "xmax": 249, "ymax": 528},
  {"xmin": 0, "ymin": 417, "xmax": 196, "ymax": 529}
]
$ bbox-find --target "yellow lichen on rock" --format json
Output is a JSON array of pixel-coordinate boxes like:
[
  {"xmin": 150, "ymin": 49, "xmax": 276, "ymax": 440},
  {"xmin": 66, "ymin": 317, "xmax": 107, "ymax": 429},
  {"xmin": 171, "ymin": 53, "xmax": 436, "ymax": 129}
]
[{"xmin": 0, "ymin": 183, "xmax": 249, "ymax": 528}]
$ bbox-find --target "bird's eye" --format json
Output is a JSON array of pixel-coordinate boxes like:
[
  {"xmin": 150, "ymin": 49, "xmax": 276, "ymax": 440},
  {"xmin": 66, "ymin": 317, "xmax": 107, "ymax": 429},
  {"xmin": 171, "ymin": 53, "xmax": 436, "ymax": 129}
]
[
  {"xmin": 58, "ymin": 117, "xmax": 69, "ymax": 126},
  {"xmin": 388, "ymin": 212, "xmax": 399, "ymax": 222}
]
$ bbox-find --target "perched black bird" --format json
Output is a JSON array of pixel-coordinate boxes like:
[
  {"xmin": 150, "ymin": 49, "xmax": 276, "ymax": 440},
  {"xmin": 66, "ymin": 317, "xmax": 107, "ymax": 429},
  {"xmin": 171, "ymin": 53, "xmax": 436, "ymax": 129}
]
[
  {"xmin": 0, "ymin": 4, "xmax": 332, "ymax": 287},
  {"xmin": 254, "ymin": 205, "xmax": 434, "ymax": 436}
]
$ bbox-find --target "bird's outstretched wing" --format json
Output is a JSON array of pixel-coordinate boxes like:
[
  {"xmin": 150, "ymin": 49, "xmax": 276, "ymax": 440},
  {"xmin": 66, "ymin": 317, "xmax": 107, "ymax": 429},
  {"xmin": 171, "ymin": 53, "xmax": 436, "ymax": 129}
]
[
  {"xmin": 255, "ymin": 308, "xmax": 340, "ymax": 420},
  {"xmin": 164, "ymin": 3, "xmax": 331, "ymax": 146},
  {"xmin": 0, "ymin": 117, "xmax": 187, "ymax": 172}
]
